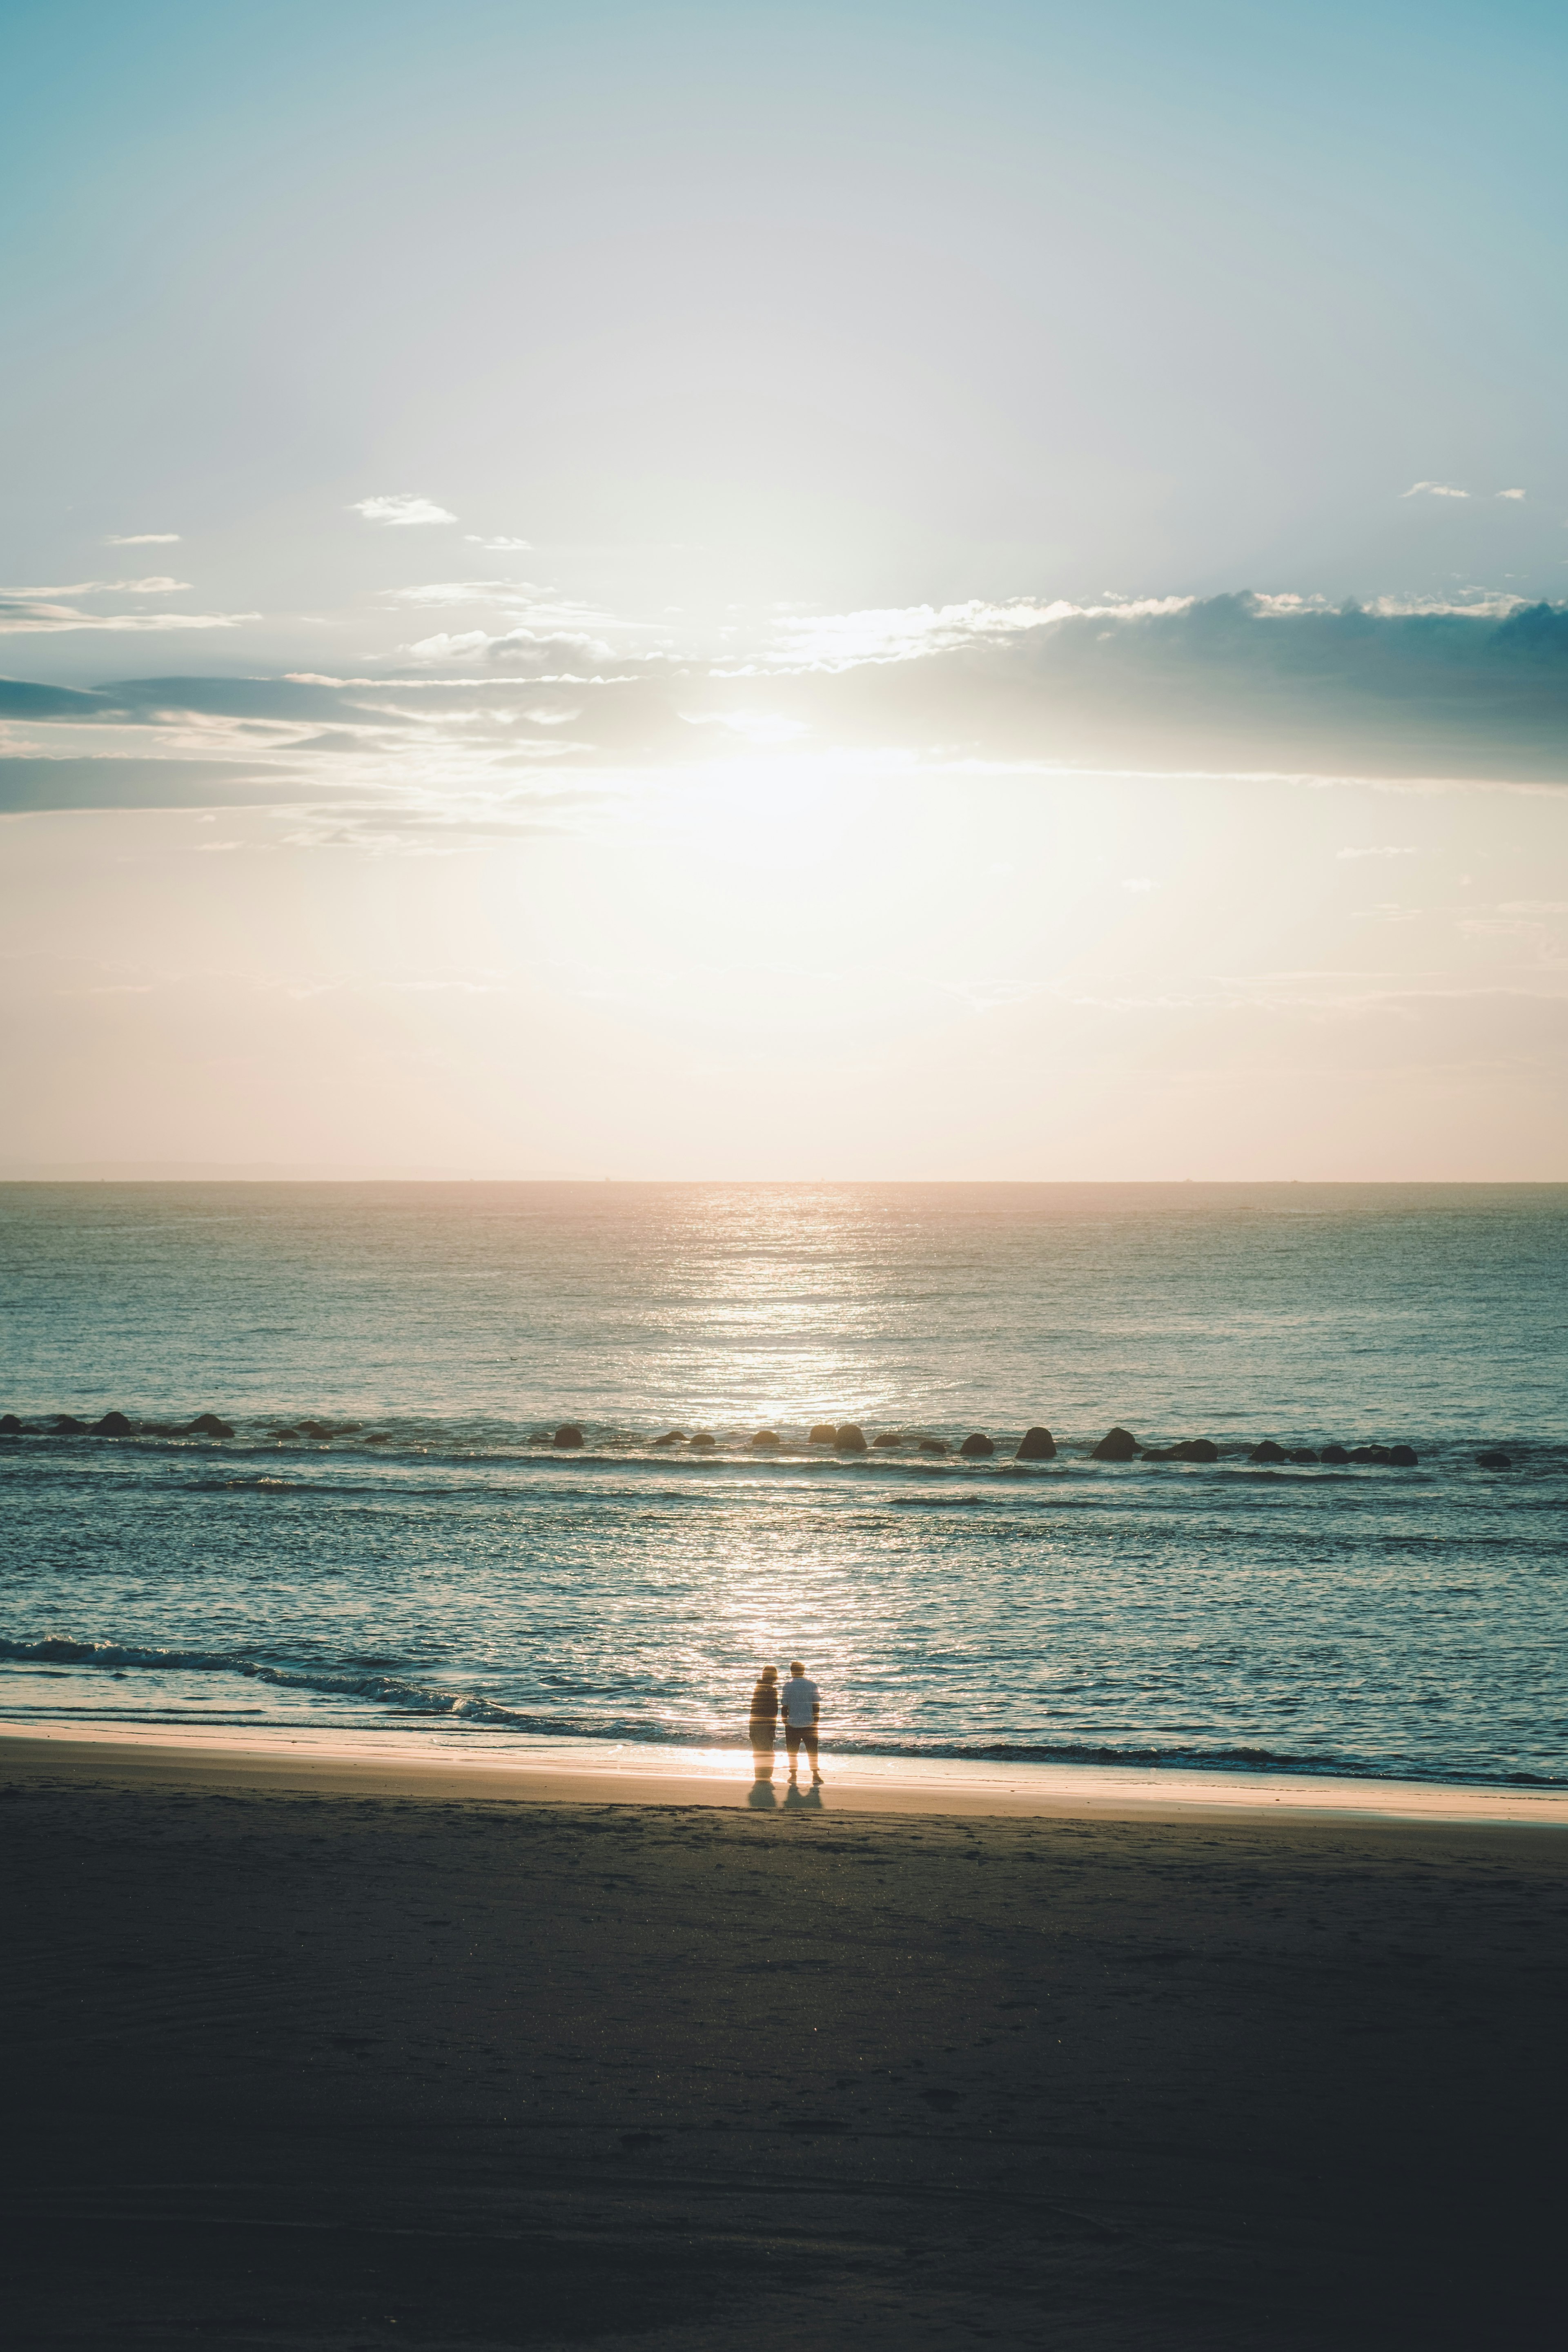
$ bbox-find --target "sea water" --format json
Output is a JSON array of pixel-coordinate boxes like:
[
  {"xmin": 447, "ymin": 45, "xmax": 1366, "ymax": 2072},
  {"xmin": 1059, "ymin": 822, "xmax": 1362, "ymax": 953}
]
[{"xmin": 1, "ymin": 1182, "xmax": 1564, "ymax": 1786}]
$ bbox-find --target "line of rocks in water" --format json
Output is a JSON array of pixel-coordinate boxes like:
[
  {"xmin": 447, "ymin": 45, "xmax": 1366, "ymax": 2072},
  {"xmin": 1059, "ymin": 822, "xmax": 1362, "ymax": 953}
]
[
  {"xmin": 0, "ymin": 1412, "xmax": 388, "ymax": 1443},
  {"xmin": 0, "ymin": 1410, "xmax": 238, "ymax": 1440},
  {"xmin": 539, "ymin": 1420, "xmax": 1517, "ymax": 1468},
  {"xmin": 0, "ymin": 1412, "xmax": 1516, "ymax": 1472}
]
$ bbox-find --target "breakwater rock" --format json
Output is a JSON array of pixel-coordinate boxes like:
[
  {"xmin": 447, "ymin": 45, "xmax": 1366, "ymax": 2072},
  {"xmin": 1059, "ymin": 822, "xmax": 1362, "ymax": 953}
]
[
  {"xmin": 1250, "ymin": 1439, "xmax": 1419, "ymax": 1467},
  {"xmin": 1091, "ymin": 1427, "xmax": 1138, "ymax": 1462},
  {"xmin": 808, "ymin": 1424, "xmax": 837, "ymax": 1444},
  {"xmin": 959, "ymin": 1432, "xmax": 995, "ymax": 1458},
  {"xmin": 835, "ymin": 1424, "xmax": 868, "ymax": 1452},
  {"xmin": 553, "ymin": 1423, "xmax": 585, "ymax": 1449},
  {"xmin": 1015, "ymin": 1427, "xmax": 1056, "ymax": 1460}
]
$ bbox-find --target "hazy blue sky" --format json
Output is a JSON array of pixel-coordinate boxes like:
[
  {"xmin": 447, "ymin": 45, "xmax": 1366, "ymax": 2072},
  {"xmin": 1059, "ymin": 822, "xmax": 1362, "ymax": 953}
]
[{"xmin": 3, "ymin": 1, "xmax": 1565, "ymax": 1175}]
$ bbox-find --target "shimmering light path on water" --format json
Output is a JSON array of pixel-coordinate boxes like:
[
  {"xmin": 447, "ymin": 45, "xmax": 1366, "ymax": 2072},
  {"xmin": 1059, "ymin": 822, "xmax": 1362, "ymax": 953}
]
[{"xmin": 2, "ymin": 1184, "xmax": 1564, "ymax": 1786}]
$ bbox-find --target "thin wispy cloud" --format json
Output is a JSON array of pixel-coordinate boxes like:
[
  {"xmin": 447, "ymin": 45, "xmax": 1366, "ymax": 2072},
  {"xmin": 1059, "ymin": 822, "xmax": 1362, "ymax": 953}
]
[
  {"xmin": 13, "ymin": 577, "xmax": 192, "ymax": 597},
  {"xmin": 350, "ymin": 494, "xmax": 457, "ymax": 527},
  {"xmin": 1401, "ymin": 481, "xmax": 1469, "ymax": 499},
  {"xmin": 104, "ymin": 532, "xmax": 181, "ymax": 546},
  {"xmin": 388, "ymin": 579, "xmax": 542, "ymax": 607},
  {"xmin": 1496, "ymin": 488, "xmax": 1526, "ymax": 500},
  {"xmin": 0, "ymin": 594, "xmax": 255, "ymax": 635},
  {"xmin": 465, "ymin": 535, "xmax": 532, "ymax": 551}
]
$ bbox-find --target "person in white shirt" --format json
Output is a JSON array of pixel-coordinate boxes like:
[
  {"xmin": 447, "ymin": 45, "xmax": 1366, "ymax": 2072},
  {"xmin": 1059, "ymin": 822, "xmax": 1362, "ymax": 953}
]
[{"xmin": 780, "ymin": 1660, "xmax": 822, "ymax": 1782}]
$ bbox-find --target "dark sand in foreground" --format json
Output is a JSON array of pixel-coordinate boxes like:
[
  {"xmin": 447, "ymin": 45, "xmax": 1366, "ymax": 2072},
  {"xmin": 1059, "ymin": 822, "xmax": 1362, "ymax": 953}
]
[{"xmin": 3, "ymin": 1735, "xmax": 1564, "ymax": 2350}]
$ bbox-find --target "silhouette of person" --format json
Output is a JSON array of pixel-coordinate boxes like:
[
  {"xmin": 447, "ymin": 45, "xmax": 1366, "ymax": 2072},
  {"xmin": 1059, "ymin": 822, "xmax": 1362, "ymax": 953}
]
[
  {"xmin": 749, "ymin": 1664, "xmax": 779, "ymax": 1787},
  {"xmin": 780, "ymin": 1659, "xmax": 822, "ymax": 1783}
]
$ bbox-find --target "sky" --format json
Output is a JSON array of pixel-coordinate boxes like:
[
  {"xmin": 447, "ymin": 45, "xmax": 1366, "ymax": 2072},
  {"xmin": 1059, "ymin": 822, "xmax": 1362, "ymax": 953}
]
[{"xmin": 2, "ymin": 0, "xmax": 1565, "ymax": 1178}]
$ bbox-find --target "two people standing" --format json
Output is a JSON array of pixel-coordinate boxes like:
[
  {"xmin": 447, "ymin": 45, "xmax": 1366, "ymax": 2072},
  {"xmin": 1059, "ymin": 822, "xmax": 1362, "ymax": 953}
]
[{"xmin": 748, "ymin": 1661, "xmax": 822, "ymax": 1785}]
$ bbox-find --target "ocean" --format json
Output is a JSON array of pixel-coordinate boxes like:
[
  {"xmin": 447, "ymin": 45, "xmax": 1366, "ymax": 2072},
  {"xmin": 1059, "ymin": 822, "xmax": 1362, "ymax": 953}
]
[{"xmin": 1, "ymin": 1182, "xmax": 1564, "ymax": 1787}]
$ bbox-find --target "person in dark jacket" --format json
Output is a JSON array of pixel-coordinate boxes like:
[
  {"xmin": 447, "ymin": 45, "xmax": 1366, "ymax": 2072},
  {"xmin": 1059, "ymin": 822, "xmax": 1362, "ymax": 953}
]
[{"xmin": 748, "ymin": 1665, "xmax": 780, "ymax": 1784}]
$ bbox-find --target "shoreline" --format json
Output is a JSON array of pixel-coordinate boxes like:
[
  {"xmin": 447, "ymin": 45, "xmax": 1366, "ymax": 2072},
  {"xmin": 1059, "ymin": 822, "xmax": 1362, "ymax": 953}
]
[{"xmin": 8, "ymin": 1716, "xmax": 1566, "ymax": 1824}]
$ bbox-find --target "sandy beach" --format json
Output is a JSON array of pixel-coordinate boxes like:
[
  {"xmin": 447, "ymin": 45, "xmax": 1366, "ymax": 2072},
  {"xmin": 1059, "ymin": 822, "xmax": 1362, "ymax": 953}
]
[{"xmin": 3, "ymin": 1727, "xmax": 1565, "ymax": 2350}]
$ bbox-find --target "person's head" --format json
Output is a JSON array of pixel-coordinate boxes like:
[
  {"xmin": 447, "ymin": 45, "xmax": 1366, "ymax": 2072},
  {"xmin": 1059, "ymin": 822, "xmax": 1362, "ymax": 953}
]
[
  {"xmin": 790, "ymin": 1659, "xmax": 805, "ymax": 1677},
  {"xmin": 760, "ymin": 1665, "xmax": 777, "ymax": 1682}
]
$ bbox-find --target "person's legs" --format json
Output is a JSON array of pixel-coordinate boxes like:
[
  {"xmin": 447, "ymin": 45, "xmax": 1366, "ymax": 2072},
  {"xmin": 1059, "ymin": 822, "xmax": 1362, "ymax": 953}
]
[
  {"xmin": 784, "ymin": 1724, "xmax": 803, "ymax": 1777},
  {"xmin": 801, "ymin": 1726, "xmax": 820, "ymax": 1778}
]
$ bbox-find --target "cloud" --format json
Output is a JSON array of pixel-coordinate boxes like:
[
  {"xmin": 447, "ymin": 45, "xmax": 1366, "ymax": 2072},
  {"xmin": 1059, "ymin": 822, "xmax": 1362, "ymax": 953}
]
[
  {"xmin": 389, "ymin": 579, "xmax": 541, "ymax": 607},
  {"xmin": 11, "ymin": 577, "xmax": 191, "ymax": 596},
  {"xmin": 0, "ymin": 758, "xmax": 322, "ymax": 812},
  {"xmin": 1401, "ymin": 481, "xmax": 1469, "ymax": 499},
  {"xmin": 465, "ymin": 535, "xmax": 532, "ymax": 551},
  {"xmin": 0, "ymin": 595, "xmax": 255, "ymax": 635},
  {"xmin": 104, "ymin": 533, "xmax": 181, "ymax": 545},
  {"xmin": 350, "ymin": 494, "xmax": 457, "ymax": 527},
  {"xmin": 749, "ymin": 592, "xmax": 1568, "ymax": 784},
  {"xmin": 766, "ymin": 595, "xmax": 1187, "ymax": 670},
  {"xmin": 1496, "ymin": 488, "xmax": 1526, "ymax": 500},
  {"xmin": 2, "ymin": 592, "xmax": 1565, "ymax": 804},
  {"xmin": 0, "ymin": 678, "xmax": 119, "ymax": 720},
  {"xmin": 405, "ymin": 626, "xmax": 615, "ymax": 669}
]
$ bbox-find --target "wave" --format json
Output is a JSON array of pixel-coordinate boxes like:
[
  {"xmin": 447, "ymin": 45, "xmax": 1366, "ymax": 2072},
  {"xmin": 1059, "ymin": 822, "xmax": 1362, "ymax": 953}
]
[
  {"xmin": 3, "ymin": 1635, "xmax": 1563, "ymax": 1789},
  {"xmin": 0, "ymin": 1635, "xmax": 586, "ymax": 1734}
]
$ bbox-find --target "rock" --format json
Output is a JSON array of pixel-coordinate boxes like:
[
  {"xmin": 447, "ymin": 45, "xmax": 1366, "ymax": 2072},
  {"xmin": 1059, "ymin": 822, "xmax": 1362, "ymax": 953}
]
[
  {"xmin": 275, "ymin": 1428, "xmax": 302, "ymax": 1441},
  {"xmin": 1289, "ymin": 1449, "xmax": 1320, "ymax": 1465},
  {"xmin": 1320, "ymin": 1445, "xmax": 1349, "ymax": 1465},
  {"xmin": 89, "ymin": 1411, "xmax": 136, "ymax": 1437},
  {"xmin": 688, "ymin": 1432, "xmax": 717, "ymax": 1448},
  {"xmin": 919, "ymin": 1439, "xmax": 948, "ymax": 1454},
  {"xmin": 834, "ymin": 1424, "xmax": 868, "ymax": 1452},
  {"xmin": 50, "ymin": 1416, "xmax": 89, "ymax": 1434},
  {"xmin": 1091, "ymin": 1427, "xmax": 1138, "ymax": 1462},
  {"xmin": 0, "ymin": 1413, "xmax": 20, "ymax": 1435},
  {"xmin": 871, "ymin": 1432, "xmax": 902, "ymax": 1448},
  {"xmin": 1015, "ymin": 1427, "xmax": 1056, "ymax": 1460},
  {"xmin": 553, "ymin": 1423, "xmax": 585, "ymax": 1449},
  {"xmin": 1388, "ymin": 1445, "xmax": 1419, "ymax": 1468},
  {"xmin": 808, "ymin": 1424, "xmax": 838, "ymax": 1445},
  {"xmin": 1477, "ymin": 1450, "xmax": 1513, "ymax": 1470},
  {"xmin": 959, "ymin": 1432, "xmax": 995, "ymax": 1458},
  {"xmin": 185, "ymin": 1412, "xmax": 235, "ymax": 1439},
  {"xmin": 1248, "ymin": 1441, "xmax": 1288, "ymax": 1463},
  {"xmin": 751, "ymin": 1431, "xmax": 780, "ymax": 1449},
  {"xmin": 1349, "ymin": 1445, "xmax": 1392, "ymax": 1465},
  {"xmin": 1170, "ymin": 1439, "xmax": 1219, "ymax": 1463},
  {"xmin": 652, "ymin": 1430, "xmax": 684, "ymax": 1447}
]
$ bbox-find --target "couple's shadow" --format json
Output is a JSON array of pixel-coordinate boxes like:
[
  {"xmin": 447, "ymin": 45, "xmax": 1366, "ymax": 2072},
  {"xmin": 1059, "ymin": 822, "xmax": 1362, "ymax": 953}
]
[{"xmin": 748, "ymin": 1773, "xmax": 824, "ymax": 1811}]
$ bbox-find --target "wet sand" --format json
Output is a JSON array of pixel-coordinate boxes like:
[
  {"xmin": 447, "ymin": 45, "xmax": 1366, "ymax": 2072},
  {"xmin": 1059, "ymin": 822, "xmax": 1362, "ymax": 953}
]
[{"xmin": 4, "ymin": 1730, "xmax": 1566, "ymax": 2349}]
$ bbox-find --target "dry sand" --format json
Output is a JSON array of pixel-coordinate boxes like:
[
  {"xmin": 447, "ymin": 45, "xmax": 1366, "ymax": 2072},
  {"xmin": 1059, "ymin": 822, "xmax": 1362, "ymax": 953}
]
[{"xmin": 3, "ymin": 1728, "xmax": 1565, "ymax": 2350}]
